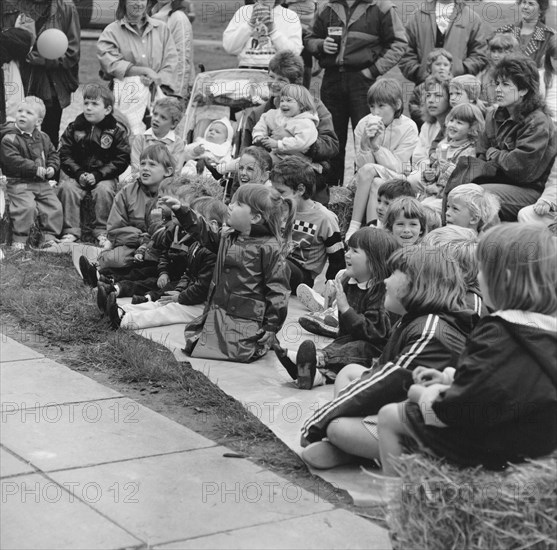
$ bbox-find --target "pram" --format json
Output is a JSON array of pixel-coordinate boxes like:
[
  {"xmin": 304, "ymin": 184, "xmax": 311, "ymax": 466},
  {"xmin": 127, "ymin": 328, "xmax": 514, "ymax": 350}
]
[{"xmin": 180, "ymin": 69, "xmax": 270, "ymax": 198}]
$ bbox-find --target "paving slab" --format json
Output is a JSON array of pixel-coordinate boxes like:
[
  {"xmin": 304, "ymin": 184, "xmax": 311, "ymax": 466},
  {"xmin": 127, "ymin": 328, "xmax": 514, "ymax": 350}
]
[
  {"xmin": 0, "ymin": 448, "xmax": 35, "ymax": 478},
  {"xmin": 1, "ymin": 358, "xmax": 122, "ymax": 409},
  {"xmin": 49, "ymin": 447, "xmax": 334, "ymax": 546},
  {"xmin": 0, "ymin": 337, "xmax": 44, "ymax": 363},
  {"xmin": 1, "ymin": 472, "xmax": 142, "ymax": 550},
  {"xmin": 1, "ymin": 398, "xmax": 215, "ymax": 472},
  {"xmin": 155, "ymin": 508, "xmax": 392, "ymax": 550}
]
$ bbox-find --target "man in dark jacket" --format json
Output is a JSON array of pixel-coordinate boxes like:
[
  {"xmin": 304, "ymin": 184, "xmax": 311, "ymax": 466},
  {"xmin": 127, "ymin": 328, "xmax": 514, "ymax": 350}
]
[
  {"xmin": 305, "ymin": 0, "xmax": 407, "ymax": 186},
  {"xmin": 242, "ymin": 51, "xmax": 339, "ymax": 205},
  {"xmin": 18, "ymin": 0, "xmax": 80, "ymax": 147},
  {"xmin": 0, "ymin": 2, "xmax": 34, "ymax": 125}
]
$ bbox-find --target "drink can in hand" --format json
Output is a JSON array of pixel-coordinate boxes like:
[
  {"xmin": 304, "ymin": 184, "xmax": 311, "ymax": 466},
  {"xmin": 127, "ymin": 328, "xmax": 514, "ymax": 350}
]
[{"xmin": 327, "ymin": 26, "xmax": 342, "ymax": 46}]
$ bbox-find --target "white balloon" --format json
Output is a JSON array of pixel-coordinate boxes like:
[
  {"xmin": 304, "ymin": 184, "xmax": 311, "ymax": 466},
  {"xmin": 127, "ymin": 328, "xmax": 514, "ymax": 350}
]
[{"xmin": 37, "ymin": 29, "xmax": 69, "ymax": 60}]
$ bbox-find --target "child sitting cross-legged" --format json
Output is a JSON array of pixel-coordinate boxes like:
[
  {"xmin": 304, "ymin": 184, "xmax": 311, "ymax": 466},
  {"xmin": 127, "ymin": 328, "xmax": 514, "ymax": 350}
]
[
  {"xmin": 376, "ymin": 223, "xmax": 557, "ymax": 478},
  {"xmin": 102, "ymin": 196, "xmax": 227, "ymax": 330},
  {"xmin": 57, "ymin": 83, "xmax": 130, "ymax": 249},
  {"xmin": 446, "ymin": 183, "xmax": 500, "ymax": 234},
  {"xmin": 0, "ymin": 96, "xmax": 62, "ymax": 250},
  {"xmin": 272, "ymin": 227, "xmax": 400, "ymax": 389},
  {"xmin": 299, "ymin": 243, "xmax": 479, "ymax": 469}
]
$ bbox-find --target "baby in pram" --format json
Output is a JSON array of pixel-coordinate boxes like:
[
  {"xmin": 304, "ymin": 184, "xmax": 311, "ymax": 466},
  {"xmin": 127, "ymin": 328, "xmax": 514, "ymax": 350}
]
[{"xmin": 180, "ymin": 118, "xmax": 234, "ymax": 177}]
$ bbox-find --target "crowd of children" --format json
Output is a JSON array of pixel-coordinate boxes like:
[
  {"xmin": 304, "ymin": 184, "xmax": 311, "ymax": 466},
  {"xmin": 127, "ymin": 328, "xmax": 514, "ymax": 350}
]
[{"xmin": 1, "ymin": 37, "xmax": 556, "ymax": 486}]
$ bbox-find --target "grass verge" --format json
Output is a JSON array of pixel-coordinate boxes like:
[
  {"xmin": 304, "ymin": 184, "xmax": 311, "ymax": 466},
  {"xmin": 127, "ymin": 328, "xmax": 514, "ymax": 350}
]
[{"xmin": 0, "ymin": 249, "xmax": 384, "ymax": 517}]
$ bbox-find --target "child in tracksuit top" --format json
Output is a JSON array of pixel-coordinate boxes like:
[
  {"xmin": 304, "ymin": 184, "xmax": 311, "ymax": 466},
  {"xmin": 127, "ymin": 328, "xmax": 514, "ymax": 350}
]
[
  {"xmin": 0, "ymin": 96, "xmax": 62, "ymax": 250},
  {"xmin": 57, "ymin": 84, "xmax": 130, "ymax": 249}
]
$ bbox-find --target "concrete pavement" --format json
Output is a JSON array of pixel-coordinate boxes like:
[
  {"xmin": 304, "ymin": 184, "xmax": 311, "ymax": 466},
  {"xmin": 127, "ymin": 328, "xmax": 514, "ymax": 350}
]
[{"xmin": 0, "ymin": 336, "xmax": 392, "ymax": 549}]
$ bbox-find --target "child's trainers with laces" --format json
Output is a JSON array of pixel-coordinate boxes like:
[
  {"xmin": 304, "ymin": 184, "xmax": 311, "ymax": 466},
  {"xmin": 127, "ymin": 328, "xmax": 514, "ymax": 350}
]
[
  {"xmin": 296, "ymin": 284, "xmax": 324, "ymax": 313},
  {"xmin": 298, "ymin": 308, "xmax": 339, "ymax": 338}
]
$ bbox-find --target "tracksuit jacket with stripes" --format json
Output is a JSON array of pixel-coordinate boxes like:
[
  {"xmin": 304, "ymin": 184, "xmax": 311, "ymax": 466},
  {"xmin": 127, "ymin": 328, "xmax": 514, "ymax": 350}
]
[{"xmin": 301, "ymin": 308, "xmax": 478, "ymax": 444}]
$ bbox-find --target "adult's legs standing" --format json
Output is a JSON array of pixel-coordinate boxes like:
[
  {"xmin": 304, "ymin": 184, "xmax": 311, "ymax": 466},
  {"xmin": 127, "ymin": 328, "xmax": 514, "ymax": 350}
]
[
  {"xmin": 321, "ymin": 70, "xmax": 350, "ymax": 186},
  {"xmin": 42, "ymin": 98, "xmax": 63, "ymax": 149}
]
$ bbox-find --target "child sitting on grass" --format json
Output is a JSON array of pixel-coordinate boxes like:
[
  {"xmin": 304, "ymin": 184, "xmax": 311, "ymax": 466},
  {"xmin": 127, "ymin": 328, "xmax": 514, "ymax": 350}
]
[
  {"xmin": 445, "ymin": 183, "xmax": 500, "ymax": 233},
  {"xmin": 57, "ymin": 84, "xmax": 130, "ymax": 249},
  {"xmin": 129, "ymin": 97, "xmax": 185, "ymax": 179},
  {"xmin": 272, "ymin": 227, "xmax": 400, "ymax": 389},
  {"xmin": 376, "ymin": 223, "xmax": 557, "ymax": 476},
  {"xmin": 103, "ymin": 197, "xmax": 226, "ymax": 330},
  {"xmin": 0, "ymin": 96, "xmax": 62, "ymax": 250},
  {"xmin": 383, "ymin": 197, "xmax": 428, "ymax": 247},
  {"xmin": 97, "ymin": 144, "xmax": 174, "ymax": 272},
  {"xmin": 271, "ymin": 157, "xmax": 345, "ymax": 293}
]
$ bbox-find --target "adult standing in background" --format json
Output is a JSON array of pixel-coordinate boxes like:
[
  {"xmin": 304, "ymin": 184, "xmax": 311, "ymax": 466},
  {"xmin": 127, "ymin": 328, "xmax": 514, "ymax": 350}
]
[
  {"xmin": 496, "ymin": 0, "xmax": 555, "ymax": 68},
  {"xmin": 400, "ymin": 0, "xmax": 490, "ymax": 85},
  {"xmin": 0, "ymin": 1, "xmax": 34, "ymax": 125},
  {"xmin": 18, "ymin": 0, "xmax": 80, "ymax": 148},
  {"xmin": 148, "ymin": 0, "xmax": 194, "ymax": 100},
  {"xmin": 305, "ymin": 0, "xmax": 407, "ymax": 187},
  {"xmin": 97, "ymin": 0, "xmax": 178, "ymax": 96},
  {"xmin": 223, "ymin": 0, "xmax": 303, "ymax": 69}
]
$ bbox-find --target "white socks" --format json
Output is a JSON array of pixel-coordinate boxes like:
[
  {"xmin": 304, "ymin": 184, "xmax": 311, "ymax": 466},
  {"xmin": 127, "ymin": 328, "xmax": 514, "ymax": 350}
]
[{"xmin": 345, "ymin": 220, "xmax": 361, "ymax": 241}]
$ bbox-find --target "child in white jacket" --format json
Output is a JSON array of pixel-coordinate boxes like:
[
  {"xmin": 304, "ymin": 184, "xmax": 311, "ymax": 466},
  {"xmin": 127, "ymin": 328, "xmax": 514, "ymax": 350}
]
[{"xmin": 252, "ymin": 84, "xmax": 319, "ymax": 168}]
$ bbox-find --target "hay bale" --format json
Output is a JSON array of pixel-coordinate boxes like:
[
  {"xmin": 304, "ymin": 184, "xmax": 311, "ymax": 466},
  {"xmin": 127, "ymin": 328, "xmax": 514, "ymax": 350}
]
[
  {"xmin": 328, "ymin": 185, "xmax": 355, "ymax": 239},
  {"xmin": 387, "ymin": 453, "xmax": 557, "ymax": 550}
]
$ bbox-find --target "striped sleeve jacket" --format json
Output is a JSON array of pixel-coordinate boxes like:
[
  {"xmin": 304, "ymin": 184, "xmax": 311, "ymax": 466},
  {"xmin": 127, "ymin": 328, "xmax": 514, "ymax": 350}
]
[{"xmin": 301, "ymin": 309, "xmax": 477, "ymax": 444}]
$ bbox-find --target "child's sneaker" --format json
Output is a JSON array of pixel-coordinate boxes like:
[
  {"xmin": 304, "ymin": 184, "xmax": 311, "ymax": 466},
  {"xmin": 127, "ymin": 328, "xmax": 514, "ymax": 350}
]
[
  {"xmin": 296, "ymin": 340, "xmax": 317, "ymax": 390},
  {"xmin": 105, "ymin": 292, "xmax": 123, "ymax": 330},
  {"xmin": 79, "ymin": 256, "xmax": 98, "ymax": 288},
  {"xmin": 10, "ymin": 242, "xmax": 25, "ymax": 251},
  {"xmin": 301, "ymin": 440, "xmax": 354, "ymax": 469},
  {"xmin": 296, "ymin": 284, "xmax": 324, "ymax": 313},
  {"xmin": 59, "ymin": 233, "xmax": 78, "ymax": 243},
  {"xmin": 97, "ymin": 281, "xmax": 116, "ymax": 313},
  {"xmin": 298, "ymin": 310, "xmax": 339, "ymax": 338},
  {"xmin": 97, "ymin": 235, "xmax": 112, "ymax": 250}
]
